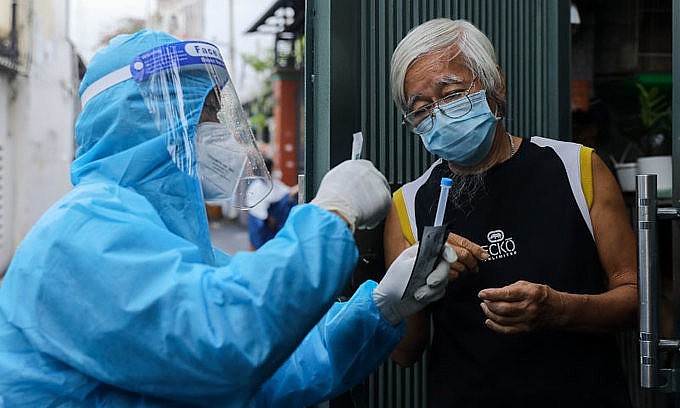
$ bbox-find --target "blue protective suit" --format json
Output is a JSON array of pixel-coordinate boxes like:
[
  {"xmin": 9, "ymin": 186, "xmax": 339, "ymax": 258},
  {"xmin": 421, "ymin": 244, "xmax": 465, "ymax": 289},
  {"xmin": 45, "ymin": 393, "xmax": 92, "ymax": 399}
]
[{"xmin": 0, "ymin": 30, "xmax": 403, "ymax": 407}]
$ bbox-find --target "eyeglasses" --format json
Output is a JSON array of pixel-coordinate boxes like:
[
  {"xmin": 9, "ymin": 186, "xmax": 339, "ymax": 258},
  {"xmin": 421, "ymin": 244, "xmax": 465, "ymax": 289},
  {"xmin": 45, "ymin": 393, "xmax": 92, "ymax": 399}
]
[{"xmin": 402, "ymin": 76, "xmax": 477, "ymax": 134}]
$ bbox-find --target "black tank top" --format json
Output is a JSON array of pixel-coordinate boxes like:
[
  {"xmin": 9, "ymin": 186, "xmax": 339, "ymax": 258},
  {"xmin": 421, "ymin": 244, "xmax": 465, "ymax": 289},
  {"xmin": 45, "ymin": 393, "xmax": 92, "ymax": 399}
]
[{"xmin": 395, "ymin": 137, "xmax": 631, "ymax": 407}]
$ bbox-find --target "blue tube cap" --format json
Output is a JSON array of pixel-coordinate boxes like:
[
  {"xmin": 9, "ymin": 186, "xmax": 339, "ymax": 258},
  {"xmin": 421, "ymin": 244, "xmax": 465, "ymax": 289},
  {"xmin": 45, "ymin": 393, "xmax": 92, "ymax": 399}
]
[{"xmin": 440, "ymin": 177, "xmax": 452, "ymax": 187}]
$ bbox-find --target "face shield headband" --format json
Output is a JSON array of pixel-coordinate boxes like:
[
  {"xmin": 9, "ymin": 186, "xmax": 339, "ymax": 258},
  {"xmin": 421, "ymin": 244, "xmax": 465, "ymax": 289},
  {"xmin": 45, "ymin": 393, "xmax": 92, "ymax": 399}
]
[{"xmin": 79, "ymin": 40, "xmax": 272, "ymax": 208}]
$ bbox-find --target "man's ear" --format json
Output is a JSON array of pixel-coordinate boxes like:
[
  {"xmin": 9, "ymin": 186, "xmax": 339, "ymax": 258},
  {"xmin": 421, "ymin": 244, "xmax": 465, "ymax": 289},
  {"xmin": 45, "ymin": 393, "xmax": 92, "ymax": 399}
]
[{"xmin": 496, "ymin": 65, "xmax": 506, "ymax": 98}]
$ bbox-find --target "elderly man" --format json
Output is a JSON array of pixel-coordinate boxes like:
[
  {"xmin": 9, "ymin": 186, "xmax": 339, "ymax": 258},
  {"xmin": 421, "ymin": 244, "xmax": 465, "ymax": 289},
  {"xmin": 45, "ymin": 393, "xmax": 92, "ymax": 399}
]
[{"xmin": 384, "ymin": 18, "xmax": 637, "ymax": 407}]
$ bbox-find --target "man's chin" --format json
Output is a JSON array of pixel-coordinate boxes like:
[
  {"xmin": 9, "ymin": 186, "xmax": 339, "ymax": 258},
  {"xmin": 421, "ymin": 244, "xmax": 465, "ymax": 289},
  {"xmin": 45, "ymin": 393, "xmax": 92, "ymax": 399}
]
[{"xmin": 446, "ymin": 159, "xmax": 489, "ymax": 176}]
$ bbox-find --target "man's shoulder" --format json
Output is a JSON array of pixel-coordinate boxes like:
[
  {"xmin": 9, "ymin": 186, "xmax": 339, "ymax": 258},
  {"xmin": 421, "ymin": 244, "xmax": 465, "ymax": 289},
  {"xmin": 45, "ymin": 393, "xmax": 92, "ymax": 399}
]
[
  {"xmin": 399, "ymin": 159, "xmax": 445, "ymax": 192},
  {"xmin": 528, "ymin": 136, "xmax": 583, "ymax": 151}
]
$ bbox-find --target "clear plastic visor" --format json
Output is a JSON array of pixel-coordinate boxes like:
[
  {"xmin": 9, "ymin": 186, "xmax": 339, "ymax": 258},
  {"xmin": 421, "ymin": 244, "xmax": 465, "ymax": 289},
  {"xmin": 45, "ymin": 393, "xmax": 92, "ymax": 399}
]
[{"xmin": 133, "ymin": 40, "xmax": 272, "ymax": 208}]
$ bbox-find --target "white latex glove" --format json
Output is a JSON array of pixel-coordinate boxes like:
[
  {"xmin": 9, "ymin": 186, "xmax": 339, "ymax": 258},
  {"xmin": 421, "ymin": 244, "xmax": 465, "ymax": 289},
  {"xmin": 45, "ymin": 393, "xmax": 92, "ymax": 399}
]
[
  {"xmin": 310, "ymin": 159, "xmax": 391, "ymax": 233},
  {"xmin": 373, "ymin": 243, "xmax": 458, "ymax": 325}
]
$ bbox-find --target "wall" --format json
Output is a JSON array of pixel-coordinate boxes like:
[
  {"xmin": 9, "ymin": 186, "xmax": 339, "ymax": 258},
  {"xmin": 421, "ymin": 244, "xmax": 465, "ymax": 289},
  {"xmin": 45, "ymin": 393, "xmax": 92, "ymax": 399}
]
[
  {"xmin": 0, "ymin": 0, "xmax": 78, "ymax": 272},
  {"xmin": 0, "ymin": 74, "xmax": 14, "ymax": 272},
  {"xmin": 150, "ymin": 0, "xmax": 204, "ymax": 40}
]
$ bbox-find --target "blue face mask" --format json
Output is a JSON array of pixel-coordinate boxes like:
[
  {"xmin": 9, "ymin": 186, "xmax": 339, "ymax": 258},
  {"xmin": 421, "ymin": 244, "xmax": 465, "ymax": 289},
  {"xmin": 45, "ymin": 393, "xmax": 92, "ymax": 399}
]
[{"xmin": 417, "ymin": 90, "xmax": 498, "ymax": 166}]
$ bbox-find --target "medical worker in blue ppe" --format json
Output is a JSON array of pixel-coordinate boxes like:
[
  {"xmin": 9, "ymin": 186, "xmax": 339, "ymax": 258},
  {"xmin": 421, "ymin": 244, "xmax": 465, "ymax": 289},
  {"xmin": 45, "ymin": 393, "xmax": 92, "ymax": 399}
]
[{"xmin": 0, "ymin": 30, "xmax": 457, "ymax": 407}]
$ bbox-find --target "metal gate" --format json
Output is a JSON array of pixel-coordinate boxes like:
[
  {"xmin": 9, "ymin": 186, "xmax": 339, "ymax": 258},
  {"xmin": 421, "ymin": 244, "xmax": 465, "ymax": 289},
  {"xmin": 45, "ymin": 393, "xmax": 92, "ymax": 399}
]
[{"xmin": 305, "ymin": 1, "xmax": 571, "ymax": 407}]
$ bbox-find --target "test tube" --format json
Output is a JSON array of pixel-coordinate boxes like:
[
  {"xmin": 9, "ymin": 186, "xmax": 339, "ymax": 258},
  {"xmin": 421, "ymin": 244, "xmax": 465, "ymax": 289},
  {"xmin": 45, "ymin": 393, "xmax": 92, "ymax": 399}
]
[{"xmin": 433, "ymin": 177, "xmax": 452, "ymax": 226}]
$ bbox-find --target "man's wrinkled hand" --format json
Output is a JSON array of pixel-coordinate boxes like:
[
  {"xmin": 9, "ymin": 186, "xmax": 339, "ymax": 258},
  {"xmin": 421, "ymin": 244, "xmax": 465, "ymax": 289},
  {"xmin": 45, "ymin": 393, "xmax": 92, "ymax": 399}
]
[
  {"xmin": 446, "ymin": 233, "xmax": 488, "ymax": 280},
  {"xmin": 478, "ymin": 280, "xmax": 566, "ymax": 334}
]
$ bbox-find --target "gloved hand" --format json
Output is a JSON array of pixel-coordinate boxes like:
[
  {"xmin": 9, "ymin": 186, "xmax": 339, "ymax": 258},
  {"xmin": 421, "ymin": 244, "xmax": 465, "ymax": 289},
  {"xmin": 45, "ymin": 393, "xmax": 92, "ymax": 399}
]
[
  {"xmin": 310, "ymin": 159, "xmax": 391, "ymax": 233},
  {"xmin": 373, "ymin": 244, "xmax": 458, "ymax": 325}
]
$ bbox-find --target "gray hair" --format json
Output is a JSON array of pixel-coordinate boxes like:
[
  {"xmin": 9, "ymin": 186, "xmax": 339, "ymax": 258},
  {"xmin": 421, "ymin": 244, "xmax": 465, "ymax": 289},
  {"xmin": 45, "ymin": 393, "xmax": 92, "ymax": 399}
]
[{"xmin": 390, "ymin": 19, "xmax": 505, "ymax": 117}]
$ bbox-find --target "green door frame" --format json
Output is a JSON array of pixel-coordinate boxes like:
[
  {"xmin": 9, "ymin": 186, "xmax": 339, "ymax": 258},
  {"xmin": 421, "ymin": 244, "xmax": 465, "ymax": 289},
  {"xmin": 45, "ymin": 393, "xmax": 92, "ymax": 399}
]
[{"xmin": 304, "ymin": 1, "xmax": 362, "ymax": 199}]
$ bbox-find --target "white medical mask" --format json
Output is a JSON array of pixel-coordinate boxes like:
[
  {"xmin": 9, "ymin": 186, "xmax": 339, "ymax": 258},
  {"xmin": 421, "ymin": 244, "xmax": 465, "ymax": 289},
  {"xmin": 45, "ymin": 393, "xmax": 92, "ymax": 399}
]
[
  {"xmin": 195, "ymin": 122, "xmax": 247, "ymax": 202},
  {"xmin": 417, "ymin": 90, "xmax": 498, "ymax": 166}
]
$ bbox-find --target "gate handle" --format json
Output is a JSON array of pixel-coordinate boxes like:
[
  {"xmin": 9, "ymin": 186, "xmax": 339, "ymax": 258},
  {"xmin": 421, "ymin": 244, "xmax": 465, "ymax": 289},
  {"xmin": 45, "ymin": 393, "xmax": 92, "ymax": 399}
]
[{"xmin": 638, "ymin": 174, "xmax": 661, "ymax": 388}]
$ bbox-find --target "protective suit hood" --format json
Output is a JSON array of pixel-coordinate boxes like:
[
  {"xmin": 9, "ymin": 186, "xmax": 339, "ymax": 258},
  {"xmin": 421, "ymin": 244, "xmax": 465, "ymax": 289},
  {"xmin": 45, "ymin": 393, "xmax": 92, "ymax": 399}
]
[{"xmin": 73, "ymin": 30, "xmax": 215, "ymax": 262}]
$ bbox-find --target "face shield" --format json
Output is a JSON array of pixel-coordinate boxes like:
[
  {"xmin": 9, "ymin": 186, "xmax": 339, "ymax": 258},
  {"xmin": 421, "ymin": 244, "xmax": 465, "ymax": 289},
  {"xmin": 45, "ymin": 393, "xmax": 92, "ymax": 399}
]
[{"xmin": 130, "ymin": 40, "xmax": 272, "ymax": 208}]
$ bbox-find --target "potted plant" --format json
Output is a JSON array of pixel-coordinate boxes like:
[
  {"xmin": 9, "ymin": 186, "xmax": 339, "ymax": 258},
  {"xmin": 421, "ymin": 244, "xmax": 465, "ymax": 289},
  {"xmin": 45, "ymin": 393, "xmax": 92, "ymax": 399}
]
[
  {"xmin": 634, "ymin": 81, "xmax": 672, "ymax": 197},
  {"xmin": 636, "ymin": 81, "xmax": 672, "ymax": 156}
]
